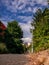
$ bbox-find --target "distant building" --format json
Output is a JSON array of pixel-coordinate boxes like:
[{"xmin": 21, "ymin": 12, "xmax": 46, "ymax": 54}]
[
  {"xmin": 21, "ymin": 38, "xmax": 32, "ymax": 53},
  {"xmin": 22, "ymin": 42, "xmax": 31, "ymax": 53},
  {"xmin": 24, "ymin": 42, "xmax": 31, "ymax": 48},
  {"xmin": 0, "ymin": 21, "xmax": 6, "ymax": 35}
]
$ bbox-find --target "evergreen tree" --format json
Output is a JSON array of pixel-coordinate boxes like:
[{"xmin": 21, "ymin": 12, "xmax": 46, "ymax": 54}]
[{"xmin": 31, "ymin": 8, "xmax": 49, "ymax": 52}]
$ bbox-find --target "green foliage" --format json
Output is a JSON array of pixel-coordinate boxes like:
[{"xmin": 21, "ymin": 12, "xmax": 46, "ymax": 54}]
[
  {"xmin": 5, "ymin": 21, "xmax": 24, "ymax": 53},
  {"xmin": 0, "ymin": 43, "xmax": 8, "ymax": 54},
  {"xmin": 6, "ymin": 21, "xmax": 24, "ymax": 53},
  {"xmin": 7, "ymin": 21, "xmax": 23, "ymax": 38},
  {"xmin": 0, "ymin": 20, "xmax": 25, "ymax": 54},
  {"xmin": 31, "ymin": 8, "xmax": 49, "ymax": 52}
]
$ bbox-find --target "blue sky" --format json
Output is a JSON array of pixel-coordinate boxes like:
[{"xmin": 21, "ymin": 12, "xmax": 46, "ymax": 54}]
[{"xmin": 0, "ymin": 0, "xmax": 48, "ymax": 42}]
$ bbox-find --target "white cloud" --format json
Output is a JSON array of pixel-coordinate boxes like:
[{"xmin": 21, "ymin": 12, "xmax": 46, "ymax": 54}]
[
  {"xmin": 19, "ymin": 21, "xmax": 35, "ymax": 42},
  {"xmin": 17, "ymin": 16, "xmax": 33, "ymax": 22},
  {"xmin": 0, "ymin": 16, "xmax": 14, "ymax": 26},
  {"xmin": 1, "ymin": 0, "xmax": 47, "ymax": 13},
  {"xmin": 19, "ymin": 22, "xmax": 32, "ymax": 42},
  {"xmin": 33, "ymin": 7, "xmax": 42, "ymax": 13},
  {"xmin": 28, "ymin": 7, "xmax": 32, "ymax": 11},
  {"xmin": 0, "ymin": 18, "xmax": 7, "ymax": 26},
  {"xmin": 0, "ymin": 0, "xmax": 48, "ymax": 42},
  {"xmin": 36, "ymin": 0, "xmax": 47, "ymax": 5},
  {"xmin": 21, "ymin": 37, "xmax": 32, "ymax": 43},
  {"xmin": 33, "ymin": 7, "xmax": 38, "ymax": 13},
  {"xmin": 1, "ymin": 0, "xmax": 26, "ymax": 12}
]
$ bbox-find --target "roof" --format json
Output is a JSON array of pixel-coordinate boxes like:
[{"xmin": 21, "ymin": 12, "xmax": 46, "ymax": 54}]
[{"xmin": 0, "ymin": 21, "xmax": 6, "ymax": 30}]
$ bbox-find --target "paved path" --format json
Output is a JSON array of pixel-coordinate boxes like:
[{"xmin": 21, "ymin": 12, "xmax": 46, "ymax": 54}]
[
  {"xmin": 0, "ymin": 50, "xmax": 49, "ymax": 65},
  {"xmin": 0, "ymin": 54, "xmax": 31, "ymax": 65}
]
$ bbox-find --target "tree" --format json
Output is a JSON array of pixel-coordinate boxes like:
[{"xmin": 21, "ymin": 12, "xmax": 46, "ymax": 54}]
[
  {"xmin": 31, "ymin": 8, "xmax": 49, "ymax": 52},
  {"xmin": 6, "ymin": 21, "xmax": 24, "ymax": 53},
  {"xmin": 7, "ymin": 21, "xmax": 23, "ymax": 39},
  {"xmin": 47, "ymin": 0, "xmax": 49, "ymax": 4}
]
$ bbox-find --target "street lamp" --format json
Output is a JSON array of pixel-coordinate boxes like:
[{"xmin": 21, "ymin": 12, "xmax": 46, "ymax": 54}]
[{"xmin": 30, "ymin": 26, "xmax": 34, "ymax": 53}]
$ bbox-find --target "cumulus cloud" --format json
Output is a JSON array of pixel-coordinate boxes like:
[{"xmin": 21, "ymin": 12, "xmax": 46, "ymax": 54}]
[
  {"xmin": 0, "ymin": 18, "xmax": 7, "ymax": 26},
  {"xmin": 0, "ymin": 16, "xmax": 14, "ymax": 26},
  {"xmin": 17, "ymin": 16, "xmax": 33, "ymax": 22},
  {"xmin": 33, "ymin": 7, "xmax": 42, "ymax": 13},
  {"xmin": 19, "ymin": 21, "xmax": 32, "ymax": 37},
  {"xmin": 21, "ymin": 37, "xmax": 32, "ymax": 43},
  {"xmin": 36, "ymin": 0, "xmax": 47, "ymax": 5},
  {"xmin": 0, "ymin": 0, "xmax": 48, "ymax": 42},
  {"xmin": 19, "ymin": 21, "xmax": 34, "ymax": 42},
  {"xmin": 1, "ymin": 0, "xmax": 47, "ymax": 13}
]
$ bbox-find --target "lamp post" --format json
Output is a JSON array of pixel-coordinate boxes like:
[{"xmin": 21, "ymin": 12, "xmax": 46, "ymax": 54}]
[{"xmin": 30, "ymin": 26, "xmax": 34, "ymax": 53}]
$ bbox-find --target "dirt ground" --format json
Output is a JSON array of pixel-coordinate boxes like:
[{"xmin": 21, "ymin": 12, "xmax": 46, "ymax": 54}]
[{"xmin": 0, "ymin": 49, "xmax": 49, "ymax": 65}]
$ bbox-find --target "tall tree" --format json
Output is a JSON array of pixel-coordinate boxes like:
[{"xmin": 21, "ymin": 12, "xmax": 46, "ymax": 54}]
[
  {"xmin": 7, "ymin": 21, "xmax": 23, "ymax": 39},
  {"xmin": 0, "ymin": 21, "xmax": 25, "ymax": 53},
  {"xmin": 47, "ymin": 0, "xmax": 49, "ymax": 4},
  {"xmin": 31, "ymin": 8, "xmax": 49, "ymax": 52},
  {"xmin": 6, "ymin": 21, "xmax": 24, "ymax": 53}
]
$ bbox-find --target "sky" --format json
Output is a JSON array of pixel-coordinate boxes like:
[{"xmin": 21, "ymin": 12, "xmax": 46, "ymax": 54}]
[{"xmin": 0, "ymin": 0, "xmax": 48, "ymax": 42}]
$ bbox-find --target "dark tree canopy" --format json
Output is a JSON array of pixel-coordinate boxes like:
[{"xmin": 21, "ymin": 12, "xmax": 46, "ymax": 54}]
[
  {"xmin": 0, "ymin": 21, "xmax": 25, "ymax": 54},
  {"xmin": 7, "ymin": 21, "xmax": 23, "ymax": 39}
]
